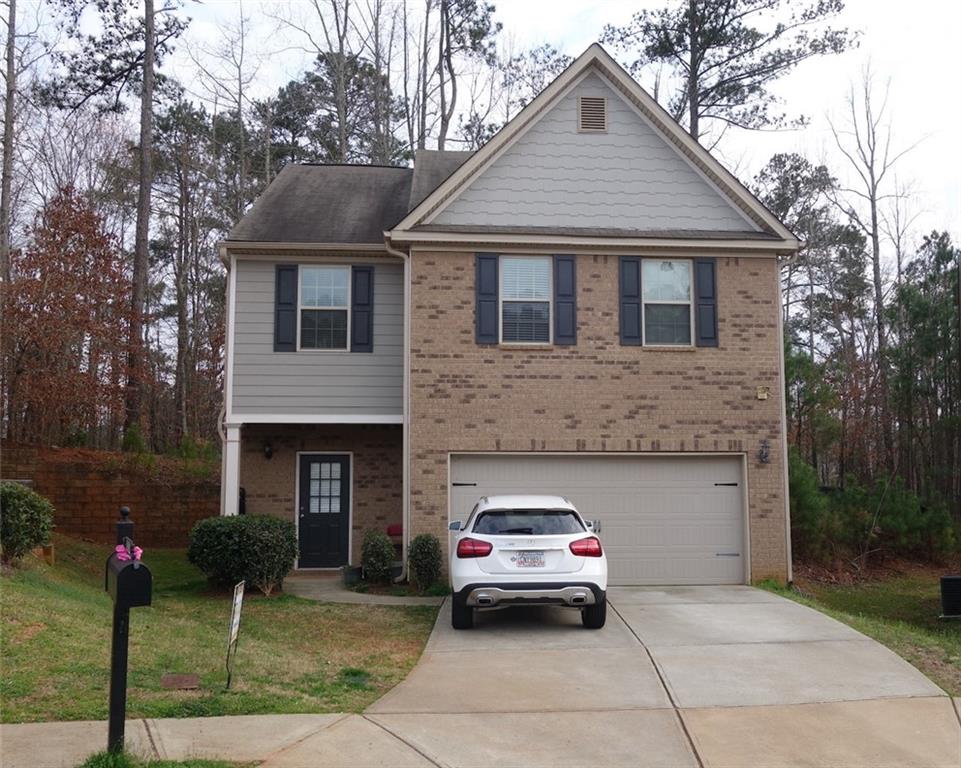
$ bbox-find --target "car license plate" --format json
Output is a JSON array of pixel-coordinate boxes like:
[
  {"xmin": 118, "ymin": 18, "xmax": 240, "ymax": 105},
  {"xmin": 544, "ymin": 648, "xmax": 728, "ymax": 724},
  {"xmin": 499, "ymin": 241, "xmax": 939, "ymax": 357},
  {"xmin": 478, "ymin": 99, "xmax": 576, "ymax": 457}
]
[{"xmin": 514, "ymin": 550, "xmax": 545, "ymax": 568}]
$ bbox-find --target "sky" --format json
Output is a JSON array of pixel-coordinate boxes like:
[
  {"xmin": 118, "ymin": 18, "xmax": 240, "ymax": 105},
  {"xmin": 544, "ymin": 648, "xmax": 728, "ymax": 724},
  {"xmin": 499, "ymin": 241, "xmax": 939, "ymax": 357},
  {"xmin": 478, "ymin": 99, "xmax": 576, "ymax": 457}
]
[{"xmin": 171, "ymin": 0, "xmax": 961, "ymax": 245}]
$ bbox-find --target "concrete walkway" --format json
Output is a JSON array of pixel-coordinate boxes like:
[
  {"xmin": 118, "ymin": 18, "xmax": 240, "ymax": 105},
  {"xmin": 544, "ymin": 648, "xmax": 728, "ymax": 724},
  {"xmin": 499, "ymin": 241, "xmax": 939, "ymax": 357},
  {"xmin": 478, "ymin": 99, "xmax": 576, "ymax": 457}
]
[
  {"xmin": 283, "ymin": 571, "xmax": 445, "ymax": 606},
  {"xmin": 3, "ymin": 587, "xmax": 959, "ymax": 768}
]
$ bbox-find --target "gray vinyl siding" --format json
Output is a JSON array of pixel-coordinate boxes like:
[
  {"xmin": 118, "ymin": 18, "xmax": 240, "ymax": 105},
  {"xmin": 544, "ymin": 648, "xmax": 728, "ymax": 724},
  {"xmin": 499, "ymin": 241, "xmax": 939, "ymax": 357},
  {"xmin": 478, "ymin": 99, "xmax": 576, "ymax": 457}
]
[
  {"xmin": 231, "ymin": 260, "xmax": 403, "ymax": 416},
  {"xmin": 432, "ymin": 71, "xmax": 758, "ymax": 232}
]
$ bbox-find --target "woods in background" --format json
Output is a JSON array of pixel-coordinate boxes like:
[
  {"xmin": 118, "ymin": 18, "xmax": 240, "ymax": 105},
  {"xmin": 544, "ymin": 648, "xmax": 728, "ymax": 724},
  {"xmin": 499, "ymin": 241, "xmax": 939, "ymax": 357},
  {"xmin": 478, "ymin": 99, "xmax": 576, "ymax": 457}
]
[{"xmin": 0, "ymin": 0, "xmax": 958, "ymax": 551}]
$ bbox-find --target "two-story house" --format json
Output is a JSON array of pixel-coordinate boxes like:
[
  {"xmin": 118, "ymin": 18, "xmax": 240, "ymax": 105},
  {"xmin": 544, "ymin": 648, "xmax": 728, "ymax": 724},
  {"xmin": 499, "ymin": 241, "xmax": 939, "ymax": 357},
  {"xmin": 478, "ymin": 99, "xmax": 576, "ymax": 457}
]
[{"xmin": 220, "ymin": 44, "xmax": 799, "ymax": 585}]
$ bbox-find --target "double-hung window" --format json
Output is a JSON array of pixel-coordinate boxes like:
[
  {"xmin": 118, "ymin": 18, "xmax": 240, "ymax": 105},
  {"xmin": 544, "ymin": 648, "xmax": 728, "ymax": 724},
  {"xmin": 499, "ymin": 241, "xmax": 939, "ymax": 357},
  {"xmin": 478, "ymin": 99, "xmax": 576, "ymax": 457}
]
[
  {"xmin": 642, "ymin": 259, "xmax": 693, "ymax": 345},
  {"xmin": 299, "ymin": 265, "xmax": 350, "ymax": 350},
  {"xmin": 500, "ymin": 256, "xmax": 552, "ymax": 344}
]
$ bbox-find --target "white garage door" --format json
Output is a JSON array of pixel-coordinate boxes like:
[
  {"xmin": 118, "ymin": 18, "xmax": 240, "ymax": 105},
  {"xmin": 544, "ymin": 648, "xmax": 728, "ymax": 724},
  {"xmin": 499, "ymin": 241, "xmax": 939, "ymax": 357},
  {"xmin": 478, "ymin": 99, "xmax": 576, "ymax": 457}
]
[{"xmin": 450, "ymin": 454, "xmax": 745, "ymax": 586}]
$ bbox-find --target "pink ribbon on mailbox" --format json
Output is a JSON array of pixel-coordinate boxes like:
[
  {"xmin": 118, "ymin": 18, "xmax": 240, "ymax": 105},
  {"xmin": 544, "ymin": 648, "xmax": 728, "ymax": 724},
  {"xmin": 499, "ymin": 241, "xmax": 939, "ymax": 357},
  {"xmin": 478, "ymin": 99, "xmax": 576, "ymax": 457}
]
[{"xmin": 115, "ymin": 544, "xmax": 143, "ymax": 562}]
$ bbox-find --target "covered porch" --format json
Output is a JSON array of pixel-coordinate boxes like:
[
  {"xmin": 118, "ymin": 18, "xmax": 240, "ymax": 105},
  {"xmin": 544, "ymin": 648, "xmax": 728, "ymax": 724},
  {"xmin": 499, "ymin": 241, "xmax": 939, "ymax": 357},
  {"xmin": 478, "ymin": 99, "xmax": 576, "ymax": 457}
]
[{"xmin": 221, "ymin": 422, "xmax": 403, "ymax": 568}]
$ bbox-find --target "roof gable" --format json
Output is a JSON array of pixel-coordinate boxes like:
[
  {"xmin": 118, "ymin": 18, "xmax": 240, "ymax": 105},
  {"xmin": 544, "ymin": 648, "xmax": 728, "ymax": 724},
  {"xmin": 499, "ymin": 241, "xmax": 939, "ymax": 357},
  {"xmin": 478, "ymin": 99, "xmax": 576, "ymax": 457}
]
[
  {"xmin": 431, "ymin": 71, "xmax": 757, "ymax": 234},
  {"xmin": 392, "ymin": 44, "xmax": 797, "ymax": 247}
]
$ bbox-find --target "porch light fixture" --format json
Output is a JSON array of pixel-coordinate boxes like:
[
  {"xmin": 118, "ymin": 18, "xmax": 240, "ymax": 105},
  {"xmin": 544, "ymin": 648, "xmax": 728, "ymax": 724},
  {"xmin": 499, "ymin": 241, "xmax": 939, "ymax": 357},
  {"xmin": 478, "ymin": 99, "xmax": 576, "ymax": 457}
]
[
  {"xmin": 758, "ymin": 440, "xmax": 770, "ymax": 464},
  {"xmin": 263, "ymin": 442, "xmax": 273, "ymax": 460}
]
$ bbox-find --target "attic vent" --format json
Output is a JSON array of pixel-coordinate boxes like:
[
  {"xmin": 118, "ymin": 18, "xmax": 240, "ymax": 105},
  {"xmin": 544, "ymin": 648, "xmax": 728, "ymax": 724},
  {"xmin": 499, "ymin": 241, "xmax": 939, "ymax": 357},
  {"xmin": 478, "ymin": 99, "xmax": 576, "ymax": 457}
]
[{"xmin": 578, "ymin": 96, "xmax": 607, "ymax": 132}]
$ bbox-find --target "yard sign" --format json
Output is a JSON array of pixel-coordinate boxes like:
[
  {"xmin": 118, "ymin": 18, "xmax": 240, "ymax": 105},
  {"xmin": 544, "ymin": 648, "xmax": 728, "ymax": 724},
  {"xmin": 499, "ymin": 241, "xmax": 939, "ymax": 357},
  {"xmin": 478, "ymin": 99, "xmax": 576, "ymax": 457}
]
[{"xmin": 225, "ymin": 580, "xmax": 245, "ymax": 689}]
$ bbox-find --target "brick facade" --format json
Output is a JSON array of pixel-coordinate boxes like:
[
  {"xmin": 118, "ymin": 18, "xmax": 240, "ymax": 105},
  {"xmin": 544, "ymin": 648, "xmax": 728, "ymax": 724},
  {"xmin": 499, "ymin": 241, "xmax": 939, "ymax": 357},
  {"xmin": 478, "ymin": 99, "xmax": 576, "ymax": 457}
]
[
  {"xmin": 239, "ymin": 424, "xmax": 402, "ymax": 565},
  {"xmin": 407, "ymin": 250, "xmax": 788, "ymax": 582}
]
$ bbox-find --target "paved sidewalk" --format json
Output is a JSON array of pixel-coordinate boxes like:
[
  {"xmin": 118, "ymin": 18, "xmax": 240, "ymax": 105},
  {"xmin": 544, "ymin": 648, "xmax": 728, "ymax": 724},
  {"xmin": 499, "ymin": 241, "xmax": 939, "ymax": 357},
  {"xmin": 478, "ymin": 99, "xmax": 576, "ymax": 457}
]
[
  {"xmin": 0, "ymin": 713, "xmax": 417, "ymax": 768},
  {"xmin": 283, "ymin": 572, "xmax": 444, "ymax": 606}
]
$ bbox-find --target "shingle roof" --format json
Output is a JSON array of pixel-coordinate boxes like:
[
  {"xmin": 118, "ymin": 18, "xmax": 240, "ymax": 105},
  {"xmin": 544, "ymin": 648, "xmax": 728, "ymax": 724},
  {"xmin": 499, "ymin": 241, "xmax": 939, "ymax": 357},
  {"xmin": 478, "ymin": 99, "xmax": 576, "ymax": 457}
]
[
  {"xmin": 227, "ymin": 151, "xmax": 474, "ymax": 245},
  {"xmin": 227, "ymin": 164, "xmax": 413, "ymax": 244}
]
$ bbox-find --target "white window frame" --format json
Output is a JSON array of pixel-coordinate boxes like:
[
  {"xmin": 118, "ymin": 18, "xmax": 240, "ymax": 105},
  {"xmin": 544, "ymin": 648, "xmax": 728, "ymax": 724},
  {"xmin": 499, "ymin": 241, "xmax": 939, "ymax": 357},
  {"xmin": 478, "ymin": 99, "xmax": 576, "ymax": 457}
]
[
  {"xmin": 296, "ymin": 264, "xmax": 352, "ymax": 352},
  {"xmin": 641, "ymin": 258, "xmax": 695, "ymax": 347},
  {"xmin": 498, "ymin": 255, "xmax": 553, "ymax": 346}
]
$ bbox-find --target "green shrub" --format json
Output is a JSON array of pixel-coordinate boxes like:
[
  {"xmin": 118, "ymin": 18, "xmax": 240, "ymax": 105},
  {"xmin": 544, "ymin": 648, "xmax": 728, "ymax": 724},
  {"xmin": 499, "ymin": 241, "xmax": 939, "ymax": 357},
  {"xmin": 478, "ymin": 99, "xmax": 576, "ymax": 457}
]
[
  {"xmin": 865, "ymin": 478, "xmax": 957, "ymax": 559},
  {"xmin": 361, "ymin": 530, "xmax": 395, "ymax": 584},
  {"xmin": 188, "ymin": 515, "xmax": 296, "ymax": 596},
  {"xmin": 788, "ymin": 449, "xmax": 833, "ymax": 562},
  {"xmin": 789, "ymin": 451, "xmax": 959, "ymax": 565},
  {"xmin": 0, "ymin": 482, "xmax": 54, "ymax": 564},
  {"xmin": 408, "ymin": 533, "xmax": 442, "ymax": 593},
  {"xmin": 121, "ymin": 423, "xmax": 147, "ymax": 454}
]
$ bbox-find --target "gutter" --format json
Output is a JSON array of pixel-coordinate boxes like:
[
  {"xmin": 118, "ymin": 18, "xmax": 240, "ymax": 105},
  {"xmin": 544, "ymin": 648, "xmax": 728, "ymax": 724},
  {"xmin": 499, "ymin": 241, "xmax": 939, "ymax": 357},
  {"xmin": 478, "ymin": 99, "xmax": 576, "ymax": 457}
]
[{"xmin": 384, "ymin": 235, "xmax": 411, "ymax": 584}]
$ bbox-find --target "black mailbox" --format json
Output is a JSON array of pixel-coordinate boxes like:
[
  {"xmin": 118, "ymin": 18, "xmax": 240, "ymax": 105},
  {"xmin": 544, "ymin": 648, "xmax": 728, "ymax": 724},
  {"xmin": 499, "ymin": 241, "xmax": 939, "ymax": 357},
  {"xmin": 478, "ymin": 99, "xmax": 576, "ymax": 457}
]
[{"xmin": 105, "ymin": 555, "xmax": 152, "ymax": 608}]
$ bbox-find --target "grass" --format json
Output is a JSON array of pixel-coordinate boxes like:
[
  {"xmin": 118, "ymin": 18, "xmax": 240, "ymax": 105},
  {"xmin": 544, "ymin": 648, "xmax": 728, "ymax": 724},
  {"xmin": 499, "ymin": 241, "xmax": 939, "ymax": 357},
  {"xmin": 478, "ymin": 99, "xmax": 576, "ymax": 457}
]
[
  {"xmin": 763, "ymin": 567, "xmax": 961, "ymax": 695},
  {"xmin": 1, "ymin": 534, "xmax": 438, "ymax": 723},
  {"xmin": 79, "ymin": 753, "xmax": 247, "ymax": 768}
]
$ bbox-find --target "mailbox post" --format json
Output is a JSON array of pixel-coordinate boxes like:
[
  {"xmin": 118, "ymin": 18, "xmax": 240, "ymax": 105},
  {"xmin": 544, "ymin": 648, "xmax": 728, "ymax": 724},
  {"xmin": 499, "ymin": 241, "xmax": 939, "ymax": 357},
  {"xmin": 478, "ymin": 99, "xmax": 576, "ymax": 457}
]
[{"xmin": 104, "ymin": 507, "xmax": 152, "ymax": 754}]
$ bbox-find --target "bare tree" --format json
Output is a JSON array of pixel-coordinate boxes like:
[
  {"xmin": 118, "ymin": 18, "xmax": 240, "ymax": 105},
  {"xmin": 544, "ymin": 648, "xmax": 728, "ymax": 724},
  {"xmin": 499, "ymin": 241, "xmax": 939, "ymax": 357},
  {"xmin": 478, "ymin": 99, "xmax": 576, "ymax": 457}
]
[
  {"xmin": 272, "ymin": 0, "xmax": 356, "ymax": 162},
  {"xmin": 187, "ymin": 2, "xmax": 261, "ymax": 221},
  {"xmin": 827, "ymin": 65, "xmax": 922, "ymax": 471},
  {"xmin": 354, "ymin": 0, "xmax": 402, "ymax": 163},
  {"xmin": 0, "ymin": 0, "xmax": 16, "ymax": 285}
]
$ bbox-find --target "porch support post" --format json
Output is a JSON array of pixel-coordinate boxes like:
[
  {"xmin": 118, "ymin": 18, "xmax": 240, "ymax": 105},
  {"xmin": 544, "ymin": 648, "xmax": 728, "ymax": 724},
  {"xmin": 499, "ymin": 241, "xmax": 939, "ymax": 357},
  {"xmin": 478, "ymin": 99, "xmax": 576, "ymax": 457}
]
[{"xmin": 222, "ymin": 425, "xmax": 242, "ymax": 516}]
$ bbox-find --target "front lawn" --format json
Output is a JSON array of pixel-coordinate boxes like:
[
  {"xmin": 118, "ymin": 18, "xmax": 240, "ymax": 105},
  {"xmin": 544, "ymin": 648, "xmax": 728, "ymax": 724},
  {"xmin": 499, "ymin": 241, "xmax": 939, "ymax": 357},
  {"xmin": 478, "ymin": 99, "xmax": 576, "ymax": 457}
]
[
  {"xmin": 1, "ymin": 534, "xmax": 438, "ymax": 723},
  {"xmin": 767, "ymin": 566, "xmax": 961, "ymax": 695}
]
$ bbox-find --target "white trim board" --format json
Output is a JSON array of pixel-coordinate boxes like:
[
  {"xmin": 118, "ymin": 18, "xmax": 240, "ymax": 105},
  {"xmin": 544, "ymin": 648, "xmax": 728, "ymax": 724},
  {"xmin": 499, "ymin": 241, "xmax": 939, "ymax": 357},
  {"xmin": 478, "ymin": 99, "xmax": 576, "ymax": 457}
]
[
  {"xmin": 226, "ymin": 414, "xmax": 403, "ymax": 426},
  {"xmin": 389, "ymin": 231, "xmax": 792, "ymax": 255}
]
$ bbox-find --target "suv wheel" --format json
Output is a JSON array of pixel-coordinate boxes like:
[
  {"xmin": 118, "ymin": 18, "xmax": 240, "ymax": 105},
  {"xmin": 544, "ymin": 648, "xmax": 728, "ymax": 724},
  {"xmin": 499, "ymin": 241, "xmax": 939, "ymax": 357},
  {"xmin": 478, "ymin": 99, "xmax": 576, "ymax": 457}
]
[
  {"xmin": 581, "ymin": 596, "xmax": 606, "ymax": 629},
  {"xmin": 451, "ymin": 597, "xmax": 474, "ymax": 629}
]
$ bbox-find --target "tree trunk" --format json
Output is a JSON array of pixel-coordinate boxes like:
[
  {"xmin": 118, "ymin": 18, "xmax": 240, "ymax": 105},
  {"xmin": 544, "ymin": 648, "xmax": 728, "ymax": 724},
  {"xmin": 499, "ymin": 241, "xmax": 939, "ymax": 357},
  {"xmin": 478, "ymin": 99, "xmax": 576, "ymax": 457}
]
[
  {"xmin": 687, "ymin": 0, "xmax": 699, "ymax": 141},
  {"xmin": 869, "ymin": 194, "xmax": 894, "ymax": 473},
  {"xmin": 1, "ymin": 0, "xmax": 15, "ymax": 285},
  {"xmin": 417, "ymin": 0, "xmax": 430, "ymax": 150},
  {"xmin": 436, "ymin": 0, "xmax": 448, "ymax": 150},
  {"xmin": 125, "ymin": 0, "xmax": 155, "ymax": 438}
]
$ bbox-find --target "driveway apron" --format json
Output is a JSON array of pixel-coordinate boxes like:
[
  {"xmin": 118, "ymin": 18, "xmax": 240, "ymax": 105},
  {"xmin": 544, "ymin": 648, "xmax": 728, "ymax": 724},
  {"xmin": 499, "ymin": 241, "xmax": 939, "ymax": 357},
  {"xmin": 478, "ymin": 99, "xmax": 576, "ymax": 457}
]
[{"xmin": 353, "ymin": 587, "xmax": 957, "ymax": 768}]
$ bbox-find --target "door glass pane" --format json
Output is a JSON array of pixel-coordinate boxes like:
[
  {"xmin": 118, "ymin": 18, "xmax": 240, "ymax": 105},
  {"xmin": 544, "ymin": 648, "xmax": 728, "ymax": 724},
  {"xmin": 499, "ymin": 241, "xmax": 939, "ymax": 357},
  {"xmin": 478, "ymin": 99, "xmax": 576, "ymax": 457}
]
[
  {"xmin": 642, "ymin": 260, "xmax": 691, "ymax": 301},
  {"xmin": 309, "ymin": 497, "xmax": 319, "ymax": 513},
  {"xmin": 310, "ymin": 463, "xmax": 320, "ymax": 479},
  {"xmin": 320, "ymin": 497, "xmax": 330, "ymax": 513},
  {"xmin": 330, "ymin": 463, "xmax": 341, "ymax": 479},
  {"xmin": 330, "ymin": 479, "xmax": 340, "ymax": 495},
  {"xmin": 321, "ymin": 463, "xmax": 331, "ymax": 478},
  {"xmin": 310, "ymin": 480, "xmax": 320, "ymax": 496},
  {"xmin": 320, "ymin": 480, "xmax": 330, "ymax": 495},
  {"xmin": 329, "ymin": 495, "xmax": 340, "ymax": 511}
]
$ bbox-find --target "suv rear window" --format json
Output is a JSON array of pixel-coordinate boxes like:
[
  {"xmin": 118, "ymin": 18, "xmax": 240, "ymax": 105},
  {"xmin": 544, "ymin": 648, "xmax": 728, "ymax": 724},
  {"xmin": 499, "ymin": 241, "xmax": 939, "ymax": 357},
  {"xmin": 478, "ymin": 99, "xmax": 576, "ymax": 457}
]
[{"xmin": 472, "ymin": 509, "xmax": 585, "ymax": 536}]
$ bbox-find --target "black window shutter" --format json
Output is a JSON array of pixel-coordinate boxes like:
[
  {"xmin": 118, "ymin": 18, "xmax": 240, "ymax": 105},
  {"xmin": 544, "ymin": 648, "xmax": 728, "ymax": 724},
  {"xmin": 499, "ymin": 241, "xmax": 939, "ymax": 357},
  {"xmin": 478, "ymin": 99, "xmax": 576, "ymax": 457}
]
[
  {"xmin": 694, "ymin": 258, "xmax": 719, "ymax": 347},
  {"xmin": 274, "ymin": 264, "xmax": 298, "ymax": 352},
  {"xmin": 553, "ymin": 255, "xmax": 577, "ymax": 345},
  {"xmin": 351, "ymin": 265, "xmax": 374, "ymax": 352},
  {"xmin": 619, "ymin": 256, "xmax": 642, "ymax": 346},
  {"xmin": 475, "ymin": 253, "xmax": 499, "ymax": 344}
]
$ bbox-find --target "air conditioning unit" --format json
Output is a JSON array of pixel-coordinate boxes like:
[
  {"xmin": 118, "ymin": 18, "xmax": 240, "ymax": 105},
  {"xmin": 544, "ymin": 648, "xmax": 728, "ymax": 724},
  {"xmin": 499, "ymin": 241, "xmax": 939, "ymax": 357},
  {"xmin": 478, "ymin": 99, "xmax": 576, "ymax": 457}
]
[{"xmin": 941, "ymin": 576, "xmax": 961, "ymax": 618}]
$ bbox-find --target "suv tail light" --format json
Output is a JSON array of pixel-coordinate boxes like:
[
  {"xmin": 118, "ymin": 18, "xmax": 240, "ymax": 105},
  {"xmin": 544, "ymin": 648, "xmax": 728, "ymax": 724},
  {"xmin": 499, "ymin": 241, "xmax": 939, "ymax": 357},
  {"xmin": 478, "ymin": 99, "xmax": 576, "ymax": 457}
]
[
  {"xmin": 569, "ymin": 536, "xmax": 603, "ymax": 557},
  {"xmin": 456, "ymin": 537, "xmax": 493, "ymax": 558}
]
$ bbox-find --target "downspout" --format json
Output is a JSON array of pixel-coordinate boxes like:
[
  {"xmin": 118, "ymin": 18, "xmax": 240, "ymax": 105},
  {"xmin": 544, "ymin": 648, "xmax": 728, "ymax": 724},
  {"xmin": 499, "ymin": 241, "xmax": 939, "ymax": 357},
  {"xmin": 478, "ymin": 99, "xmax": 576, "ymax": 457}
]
[
  {"xmin": 385, "ymin": 235, "xmax": 411, "ymax": 583},
  {"xmin": 776, "ymin": 252, "xmax": 794, "ymax": 584}
]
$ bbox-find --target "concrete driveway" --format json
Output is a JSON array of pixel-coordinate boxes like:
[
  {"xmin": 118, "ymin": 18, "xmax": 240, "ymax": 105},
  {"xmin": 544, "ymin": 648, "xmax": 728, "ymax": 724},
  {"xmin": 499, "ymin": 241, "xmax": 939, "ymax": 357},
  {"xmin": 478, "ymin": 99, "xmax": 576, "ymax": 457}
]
[
  {"xmin": 277, "ymin": 586, "xmax": 959, "ymax": 768},
  {"xmin": 6, "ymin": 587, "xmax": 959, "ymax": 767}
]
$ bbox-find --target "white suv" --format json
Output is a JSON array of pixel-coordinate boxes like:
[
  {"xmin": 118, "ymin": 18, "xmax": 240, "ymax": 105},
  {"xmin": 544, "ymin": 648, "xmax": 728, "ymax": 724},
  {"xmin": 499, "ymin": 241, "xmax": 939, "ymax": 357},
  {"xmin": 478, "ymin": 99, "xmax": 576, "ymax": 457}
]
[{"xmin": 448, "ymin": 495, "xmax": 608, "ymax": 630}]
